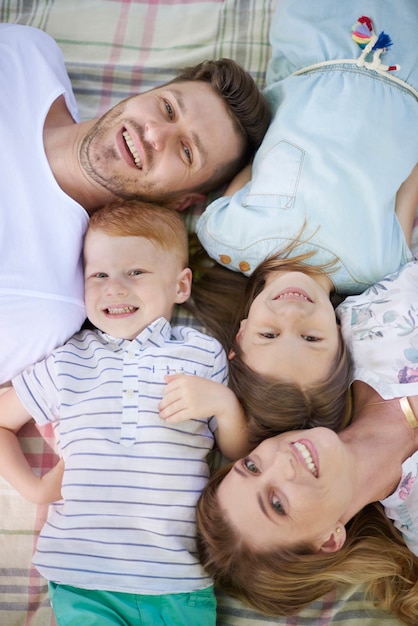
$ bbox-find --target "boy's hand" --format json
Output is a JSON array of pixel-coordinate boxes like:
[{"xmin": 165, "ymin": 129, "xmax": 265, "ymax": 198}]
[{"xmin": 159, "ymin": 374, "xmax": 226, "ymax": 424}]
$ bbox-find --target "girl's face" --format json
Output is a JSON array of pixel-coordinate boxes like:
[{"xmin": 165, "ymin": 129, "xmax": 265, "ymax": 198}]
[
  {"xmin": 217, "ymin": 428, "xmax": 352, "ymax": 552},
  {"xmin": 235, "ymin": 271, "xmax": 340, "ymax": 386}
]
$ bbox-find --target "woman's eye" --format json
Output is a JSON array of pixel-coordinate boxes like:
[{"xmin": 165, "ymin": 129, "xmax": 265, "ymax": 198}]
[
  {"xmin": 165, "ymin": 100, "xmax": 174, "ymax": 119},
  {"xmin": 271, "ymin": 494, "xmax": 285, "ymax": 515},
  {"xmin": 243, "ymin": 457, "xmax": 259, "ymax": 474},
  {"xmin": 94, "ymin": 272, "xmax": 107, "ymax": 278},
  {"xmin": 302, "ymin": 335, "xmax": 320, "ymax": 342},
  {"xmin": 260, "ymin": 332, "xmax": 276, "ymax": 339}
]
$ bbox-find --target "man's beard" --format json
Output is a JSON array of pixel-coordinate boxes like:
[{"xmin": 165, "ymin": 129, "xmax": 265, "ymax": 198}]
[{"xmin": 79, "ymin": 101, "xmax": 189, "ymax": 206}]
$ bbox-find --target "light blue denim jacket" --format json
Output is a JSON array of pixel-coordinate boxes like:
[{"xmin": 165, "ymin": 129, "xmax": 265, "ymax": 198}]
[{"xmin": 197, "ymin": 0, "xmax": 418, "ymax": 294}]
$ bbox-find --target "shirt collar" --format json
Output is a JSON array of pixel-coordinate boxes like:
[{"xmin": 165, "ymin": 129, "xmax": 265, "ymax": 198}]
[{"xmin": 98, "ymin": 316, "xmax": 172, "ymax": 349}]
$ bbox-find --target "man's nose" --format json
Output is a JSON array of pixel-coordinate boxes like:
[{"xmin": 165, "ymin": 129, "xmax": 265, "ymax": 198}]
[{"xmin": 144, "ymin": 121, "xmax": 171, "ymax": 152}]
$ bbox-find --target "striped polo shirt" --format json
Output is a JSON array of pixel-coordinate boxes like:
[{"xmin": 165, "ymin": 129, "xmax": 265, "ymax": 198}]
[{"xmin": 13, "ymin": 317, "xmax": 227, "ymax": 594}]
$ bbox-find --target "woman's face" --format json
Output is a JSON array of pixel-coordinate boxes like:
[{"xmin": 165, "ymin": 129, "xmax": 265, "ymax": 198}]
[
  {"xmin": 217, "ymin": 428, "xmax": 353, "ymax": 552},
  {"xmin": 235, "ymin": 271, "xmax": 340, "ymax": 386}
]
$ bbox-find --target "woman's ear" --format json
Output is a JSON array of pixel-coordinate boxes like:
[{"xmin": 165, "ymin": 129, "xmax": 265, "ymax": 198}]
[
  {"xmin": 175, "ymin": 268, "xmax": 192, "ymax": 304},
  {"xmin": 317, "ymin": 525, "xmax": 346, "ymax": 554}
]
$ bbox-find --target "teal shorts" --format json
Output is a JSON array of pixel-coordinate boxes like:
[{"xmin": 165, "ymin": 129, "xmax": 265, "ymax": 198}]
[{"xmin": 48, "ymin": 582, "xmax": 216, "ymax": 626}]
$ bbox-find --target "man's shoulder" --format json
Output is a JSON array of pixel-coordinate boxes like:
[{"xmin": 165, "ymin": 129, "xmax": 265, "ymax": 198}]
[{"xmin": 0, "ymin": 23, "xmax": 56, "ymax": 48}]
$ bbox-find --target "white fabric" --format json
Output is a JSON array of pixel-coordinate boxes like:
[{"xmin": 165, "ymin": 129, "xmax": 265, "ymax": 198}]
[
  {"xmin": 13, "ymin": 317, "xmax": 227, "ymax": 594},
  {"xmin": 381, "ymin": 452, "xmax": 418, "ymax": 557},
  {"xmin": 0, "ymin": 24, "xmax": 88, "ymax": 384},
  {"xmin": 337, "ymin": 261, "xmax": 418, "ymax": 556},
  {"xmin": 337, "ymin": 260, "xmax": 418, "ymax": 400}
]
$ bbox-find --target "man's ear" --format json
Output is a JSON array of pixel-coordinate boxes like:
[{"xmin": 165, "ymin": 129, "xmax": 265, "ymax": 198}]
[
  {"xmin": 175, "ymin": 268, "xmax": 192, "ymax": 304},
  {"xmin": 172, "ymin": 193, "xmax": 206, "ymax": 212},
  {"xmin": 317, "ymin": 525, "xmax": 346, "ymax": 554}
]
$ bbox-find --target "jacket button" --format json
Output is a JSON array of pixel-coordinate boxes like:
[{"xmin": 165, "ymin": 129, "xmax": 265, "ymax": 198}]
[
  {"xmin": 219, "ymin": 255, "xmax": 231, "ymax": 265},
  {"xmin": 239, "ymin": 261, "xmax": 251, "ymax": 272}
]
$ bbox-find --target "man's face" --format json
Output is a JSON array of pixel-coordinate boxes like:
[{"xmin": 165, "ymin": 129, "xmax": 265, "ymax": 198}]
[{"xmin": 80, "ymin": 81, "xmax": 243, "ymax": 208}]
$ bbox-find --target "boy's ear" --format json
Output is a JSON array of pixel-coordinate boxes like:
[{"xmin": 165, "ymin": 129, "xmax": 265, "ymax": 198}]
[
  {"xmin": 317, "ymin": 525, "xmax": 346, "ymax": 554},
  {"xmin": 172, "ymin": 193, "xmax": 206, "ymax": 212},
  {"xmin": 175, "ymin": 268, "xmax": 192, "ymax": 304}
]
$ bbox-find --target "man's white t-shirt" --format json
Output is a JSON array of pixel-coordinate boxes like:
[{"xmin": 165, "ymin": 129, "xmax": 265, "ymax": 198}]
[{"xmin": 0, "ymin": 24, "xmax": 88, "ymax": 383}]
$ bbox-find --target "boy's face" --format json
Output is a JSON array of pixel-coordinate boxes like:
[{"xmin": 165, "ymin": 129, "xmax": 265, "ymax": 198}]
[{"xmin": 83, "ymin": 229, "xmax": 191, "ymax": 339}]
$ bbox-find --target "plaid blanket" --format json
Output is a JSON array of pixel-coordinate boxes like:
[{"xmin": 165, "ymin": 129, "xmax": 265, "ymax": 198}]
[{"xmin": 0, "ymin": 1, "xmax": 408, "ymax": 624}]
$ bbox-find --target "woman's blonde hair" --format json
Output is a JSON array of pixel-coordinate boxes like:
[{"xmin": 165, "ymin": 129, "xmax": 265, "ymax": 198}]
[
  {"xmin": 196, "ymin": 464, "xmax": 418, "ymax": 626},
  {"xmin": 188, "ymin": 236, "xmax": 353, "ymax": 435}
]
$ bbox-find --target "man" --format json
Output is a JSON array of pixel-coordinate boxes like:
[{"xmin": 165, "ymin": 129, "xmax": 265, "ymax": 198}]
[{"xmin": 0, "ymin": 24, "xmax": 270, "ymax": 384}]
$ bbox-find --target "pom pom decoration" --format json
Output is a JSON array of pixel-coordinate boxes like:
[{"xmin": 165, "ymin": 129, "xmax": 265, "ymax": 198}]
[
  {"xmin": 351, "ymin": 16, "xmax": 399, "ymax": 72},
  {"xmin": 351, "ymin": 16, "xmax": 373, "ymax": 49}
]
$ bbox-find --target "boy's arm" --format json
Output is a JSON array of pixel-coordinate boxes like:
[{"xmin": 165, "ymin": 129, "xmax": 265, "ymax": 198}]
[
  {"xmin": 159, "ymin": 374, "xmax": 250, "ymax": 460},
  {"xmin": 0, "ymin": 387, "xmax": 63, "ymax": 503}
]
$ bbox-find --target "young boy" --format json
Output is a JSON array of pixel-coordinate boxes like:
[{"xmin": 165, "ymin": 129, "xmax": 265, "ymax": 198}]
[{"xmin": 0, "ymin": 201, "xmax": 247, "ymax": 626}]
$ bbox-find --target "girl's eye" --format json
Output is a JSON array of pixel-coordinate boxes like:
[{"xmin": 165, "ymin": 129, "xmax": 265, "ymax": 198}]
[
  {"xmin": 271, "ymin": 494, "xmax": 286, "ymax": 516},
  {"xmin": 165, "ymin": 100, "xmax": 174, "ymax": 119},
  {"xmin": 243, "ymin": 457, "xmax": 259, "ymax": 474},
  {"xmin": 129, "ymin": 270, "xmax": 143, "ymax": 276},
  {"xmin": 260, "ymin": 332, "xmax": 277, "ymax": 339},
  {"xmin": 302, "ymin": 335, "xmax": 320, "ymax": 342}
]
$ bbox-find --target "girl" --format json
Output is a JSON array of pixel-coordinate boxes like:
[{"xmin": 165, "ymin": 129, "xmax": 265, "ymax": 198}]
[{"xmin": 189, "ymin": 236, "xmax": 353, "ymax": 442}]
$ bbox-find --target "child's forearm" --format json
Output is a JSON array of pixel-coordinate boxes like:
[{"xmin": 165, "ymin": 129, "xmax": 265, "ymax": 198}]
[
  {"xmin": 214, "ymin": 390, "xmax": 250, "ymax": 460},
  {"xmin": 0, "ymin": 427, "xmax": 58, "ymax": 503}
]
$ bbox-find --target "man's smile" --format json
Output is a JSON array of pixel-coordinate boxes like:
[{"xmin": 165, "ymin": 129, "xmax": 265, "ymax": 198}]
[{"xmin": 122, "ymin": 129, "xmax": 142, "ymax": 169}]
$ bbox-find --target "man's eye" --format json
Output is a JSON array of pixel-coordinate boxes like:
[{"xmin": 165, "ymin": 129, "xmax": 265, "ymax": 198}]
[
  {"xmin": 165, "ymin": 100, "xmax": 174, "ymax": 119},
  {"xmin": 183, "ymin": 144, "xmax": 192, "ymax": 163},
  {"xmin": 302, "ymin": 335, "xmax": 320, "ymax": 342},
  {"xmin": 243, "ymin": 457, "xmax": 259, "ymax": 474},
  {"xmin": 271, "ymin": 494, "xmax": 285, "ymax": 515}
]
